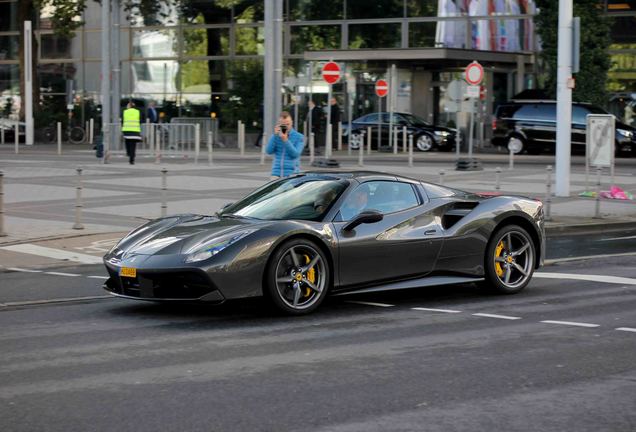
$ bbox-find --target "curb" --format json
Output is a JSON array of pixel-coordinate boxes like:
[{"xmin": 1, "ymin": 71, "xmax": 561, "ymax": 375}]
[{"xmin": 545, "ymin": 220, "xmax": 636, "ymax": 236}]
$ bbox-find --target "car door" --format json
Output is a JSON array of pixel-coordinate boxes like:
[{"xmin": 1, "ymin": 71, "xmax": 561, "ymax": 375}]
[
  {"xmin": 333, "ymin": 181, "xmax": 444, "ymax": 287},
  {"xmin": 515, "ymin": 104, "xmax": 557, "ymax": 148},
  {"xmin": 571, "ymin": 105, "xmax": 589, "ymax": 150}
]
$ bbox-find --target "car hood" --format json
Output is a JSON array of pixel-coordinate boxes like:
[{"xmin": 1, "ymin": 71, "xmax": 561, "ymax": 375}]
[{"xmin": 113, "ymin": 214, "xmax": 271, "ymax": 256}]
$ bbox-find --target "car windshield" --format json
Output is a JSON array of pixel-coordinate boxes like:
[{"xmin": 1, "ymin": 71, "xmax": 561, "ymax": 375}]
[{"xmin": 219, "ymin": 176, "xmax": 349, "ymax": 221}]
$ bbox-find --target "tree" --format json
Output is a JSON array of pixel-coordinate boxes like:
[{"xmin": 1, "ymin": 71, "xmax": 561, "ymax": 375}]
[{"xmin": 534, "ymin": 0, "xmax": 612, "ymax": 107}]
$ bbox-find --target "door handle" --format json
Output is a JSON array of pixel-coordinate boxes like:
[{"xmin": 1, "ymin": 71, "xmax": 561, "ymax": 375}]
[{"xmin": 424, "ymin": 229, "xmax": 437, "ymax": 236}]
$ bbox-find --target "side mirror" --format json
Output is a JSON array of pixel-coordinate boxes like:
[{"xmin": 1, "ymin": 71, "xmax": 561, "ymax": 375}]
[{"xmin": 343, "ymin": 210, "xmax": 383, "ymax": 231}]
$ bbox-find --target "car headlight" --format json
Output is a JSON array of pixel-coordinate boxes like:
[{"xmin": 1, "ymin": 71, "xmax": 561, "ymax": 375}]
[
  {"xmin": 617, "ymin": 129, "xmax": 634, "ymax": 138},
  {"xmin": 434, "ymin": 131, "xmax": 451, "ymax": 137},
  {"xmin": 184, "ymin": 230, "xmax": 255, "ymax": 263}
]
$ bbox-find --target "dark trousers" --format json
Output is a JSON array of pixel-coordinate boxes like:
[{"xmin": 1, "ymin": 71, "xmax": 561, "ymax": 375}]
[{"xmin": 125, "ymin": 139, "xmax": 137, "ymax": 163}]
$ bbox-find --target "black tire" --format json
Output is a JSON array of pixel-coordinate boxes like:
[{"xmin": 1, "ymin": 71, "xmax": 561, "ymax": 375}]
[
  {"xmin": 482, "ymin": 224, "xmax": 536, "ymax": 294},
  {"xmin": 265, "ymin": 238, "xmax": 330, "ymax": 315}
]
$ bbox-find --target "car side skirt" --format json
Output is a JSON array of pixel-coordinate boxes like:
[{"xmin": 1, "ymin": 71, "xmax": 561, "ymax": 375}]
[{"xmin": 332, "ymin": 275, "xmax": 484, "ymax": 296}]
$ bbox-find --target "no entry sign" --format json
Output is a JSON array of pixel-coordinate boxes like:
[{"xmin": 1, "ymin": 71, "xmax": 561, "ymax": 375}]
[
  {"xmin": 375, "ymin": 79, "xmax": 388, "ymax": 97},
  {"xmin": 321, "ymin": 62, "xmax": 341, "ymax": 84},
  {"xmin": 465, "ymin": 61, "xmax": 484, "ymax": 86}
]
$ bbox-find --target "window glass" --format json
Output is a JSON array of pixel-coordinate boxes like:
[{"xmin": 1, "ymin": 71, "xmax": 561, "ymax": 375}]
[
  {"xmin": 406, "ymin": 0, "xmax": 438, "ymax": 17},
  {"xmin": 360, "ymin": 113, "xmax": 379, "ymax": 123},
  {"xmin": 572, "ymin": 105, "xmax": 590, "ymax": 124},
  {"xmin": 347, "ymin": 0, "xmax": 404, "ymax": 19},
  {"xmin": 235, "ymin": 26, "xmax": 264, "ymax": 55},
  {"xmin": 290, "ymin": 25, "xmax": 340, "ymax": 54},
  {"xmin": 183, "ymin": 27, "xmax": 230, "ymax": 57},
  {"xmin": 409, "ymin": 22, "xmax": 437, "ymax": 48},
  {"xmin": 0, "ymin": 1, "xmax": 18, "ymax": 31},
  {"xmin": 340, "ymin": 181, "xmax": 419, "ymax": 220},
  {"xmin": 514, "ymin": 104, "xmax": 556, "ymax": 121},
  {"xmin": 132, "ymin": 29, "xmax": 177, "ymax": 58},
  {"xmin": 288, "ymin": 0, "xmax": 343, "ymax": 20},
  {"xmin": 349, "ymin": 23, "xmax": 401, "ymax": 49},
  {"xmin": 0, "ymin": 35, "xmax": 18, "ymax": 60},
  {"xmin": 381, "ymin": 113, "xmax": 409, "ymax": 124},
  {"xmin": 40, "ymin": 33, "xmax": 80, "ymax": 60}
]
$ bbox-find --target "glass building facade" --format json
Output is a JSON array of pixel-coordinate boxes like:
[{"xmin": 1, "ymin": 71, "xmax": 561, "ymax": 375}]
[{"xmin": 1, "ymin": 0, "xmax": 635, "ymax": 130}]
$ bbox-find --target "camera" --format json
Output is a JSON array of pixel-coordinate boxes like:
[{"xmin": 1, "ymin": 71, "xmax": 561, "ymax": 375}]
[{"xmin": 280, "ymin": 125, "xmax": 288, "ymax": 134}]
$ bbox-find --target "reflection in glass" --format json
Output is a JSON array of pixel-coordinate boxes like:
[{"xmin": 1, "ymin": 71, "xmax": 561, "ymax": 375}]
[
  {"xmin": 132, "ymin": 29, "xmax": 177, "ymax": 58},
  {"xmin": 236, "ymin": 26, "xmax": 264, "ymax": 55},
  {"xmin": 131, "ymin": 61, "xmax": 178, "ymax": 102},
  {"xmin": 409, "ymin": 22, "xmax": 437, "ymax": 48},
  {"xmin": 406, "ymin": 0, "xmax": 438, "ymax": 17},
  {"xmin": 349, "ymin": 23, "xmax": 401, "ymax": 49},
  {"xmin": 38, "ymin": 63, "xmax": 79, "ymax": 93},
  {"xmin": 288, "ymin": 0, "xmax": 343, "ymax": 20},
  {"xmin": 183, "ymin": 27, "xmax": 230, "ymax": 57},
  {"xmin": 290, "ymin": 26, "xmax": 340, "ymax": 54},
  {"xmin": 0, "ymin": 1, "xmax": 18, "ymax": 31},
  {"xmin": 346, "ymin": 0, "xmax": 404, "ymax": 19},
  {"xmin": 0, "ymin": 35, "xmax": 18, "ymax": 61},
  {"xmin": 40, "ymin": 33, "xmax": 80, "ymax": 59}
]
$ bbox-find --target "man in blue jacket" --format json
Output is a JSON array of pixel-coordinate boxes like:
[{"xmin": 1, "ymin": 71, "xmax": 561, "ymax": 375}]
[{"xmin": 266, "ymin": 111, "xmax": 304, "ymax": 179}]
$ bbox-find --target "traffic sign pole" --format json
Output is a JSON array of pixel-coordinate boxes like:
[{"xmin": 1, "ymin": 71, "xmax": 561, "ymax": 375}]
[
  {"xmin": 374, "ymin": 79, "xmax": 389, "ymax": 151},
  {"xmin": 321, "ymin": 61, "xmax": 341, "ymax": 162}
]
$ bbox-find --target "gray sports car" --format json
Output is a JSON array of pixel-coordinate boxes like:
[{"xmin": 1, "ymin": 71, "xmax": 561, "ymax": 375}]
[{"xmin": 103, "ymin": 172, "xmax": 545, "ymax": 314}]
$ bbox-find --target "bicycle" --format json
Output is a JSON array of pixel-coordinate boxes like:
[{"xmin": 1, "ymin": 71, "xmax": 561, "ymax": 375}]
[{"xmin": 39, "ymin": 123, "xmax": 86, "ymax": 144}]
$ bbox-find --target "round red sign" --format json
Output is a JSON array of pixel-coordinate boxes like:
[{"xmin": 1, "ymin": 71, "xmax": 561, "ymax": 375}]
[
  {"xmin": 321, "ymin": 62, "xmax": 341, "ymax": 84},
  {"xmin": 465, "ymin": 61, "xmax": 484, "ymax": 86},
  {"xmin": 375, "ymin": 79, "xmax": 388, "ymax": 98}
]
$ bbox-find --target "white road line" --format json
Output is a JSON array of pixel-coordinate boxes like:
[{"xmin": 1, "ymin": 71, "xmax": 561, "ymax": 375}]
[
  {"xmin": 0, "ymin": 296, "xmax": 112, "ymax": 307},
  {"xmin": 44, "ymin": 272, "xmax": 81, "ymax": 277},
  {"xmin": 346, "ymin": 301, "xmax": 395, "ymax": 308},
  {"xmin": 545, "ymin": 252, "xmax": 636, "ymax": 264},
  {"xmin": 540, "ymin": 320, "xmax": 600, "ymax": 328},
  {"xmin": 615, "ymin": 327, "xmax": 636, "ymax": 333},
  {"xmin": 0, "ymin": 244, "xmax": 103, "ymax": 265},
  {"xmin": 6, "ymin": 267, "xmax": 43, "ymax": 273},
  {"xmin": 412, "ymin": 307, "xmax": 462, "ymax": 314},
  {"xmin": 472, "ymin": 313, "xmax": 521, "ymax": 320},
  {"xmin": 534, "ymin": 272, "xmax": 636, "ymax": 286},
  {"xmin": 87, "ymin": 275, "xmax": 108, "ymax": 280}
]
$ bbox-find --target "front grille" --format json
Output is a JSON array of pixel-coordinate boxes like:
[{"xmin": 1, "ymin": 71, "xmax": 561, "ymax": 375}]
[{"xmin": 105, "ymin": 268, "xmax": 214, "ymax": 300}]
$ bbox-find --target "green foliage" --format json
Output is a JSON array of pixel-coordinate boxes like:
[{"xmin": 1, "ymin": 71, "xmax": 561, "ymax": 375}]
[
  {"xmin": 221, "ymin": 60, "xmax": 263, "ymax": 130},
  {"xmin": 535, "ymin": 0, "xmax": 612, "ymax": 107}
]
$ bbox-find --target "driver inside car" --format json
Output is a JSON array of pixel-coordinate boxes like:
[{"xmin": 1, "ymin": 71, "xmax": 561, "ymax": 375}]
[{"xmin": 340, "ymin": 185, "xmax": 370, "ymax": 221}]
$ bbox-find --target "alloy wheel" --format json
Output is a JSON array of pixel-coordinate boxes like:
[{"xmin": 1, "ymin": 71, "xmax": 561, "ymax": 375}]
[{"xmin": 274, "ymin": 244, "xmax": 326, "ymax": 310}]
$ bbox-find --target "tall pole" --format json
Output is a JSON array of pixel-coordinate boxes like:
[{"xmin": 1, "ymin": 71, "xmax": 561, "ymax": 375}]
[
  {"xmin": 101, "ymin": 0, "xmax": 111, "ymax": 155},
  {"xmin": 390, "ymin": 64, "xmax": 396, "ymax": 154},
  {"xmin": 274, "ymin": 0, "xmax": 283, "ymax": 121},
  {"xmin": 263, "ymin": 0, "xmax": 274, "ymax": 153},
  {"xmin": 111, "ymin": 0, "xmax": 121, "ymax": 149},
  {"xmin": 555, "ymin": 0, "xmax": 573, "ymax": 197},
  {"xmin": 24, "ymin": 21, "xmax": 34, "ymax": 146}
]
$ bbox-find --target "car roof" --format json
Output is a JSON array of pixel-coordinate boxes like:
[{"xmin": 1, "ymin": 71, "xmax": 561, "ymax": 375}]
[{"xmin": 301, "ymin": 171, "xmax": 418, "ymax": 183}]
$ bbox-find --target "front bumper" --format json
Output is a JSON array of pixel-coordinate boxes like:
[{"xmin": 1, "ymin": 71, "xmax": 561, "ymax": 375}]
[{"xmin": 103, "ymin": 262, "xmax": 225, "ymax": 303}]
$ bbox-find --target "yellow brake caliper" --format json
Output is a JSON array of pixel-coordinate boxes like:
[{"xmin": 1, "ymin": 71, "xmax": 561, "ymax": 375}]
[
  {"xmin": 304, "ymin": 255, "xmax": 315, "ymax": 297},
  {"xmin": 495, "ymin": 241, "xmax": 505, "ymax": 277}
]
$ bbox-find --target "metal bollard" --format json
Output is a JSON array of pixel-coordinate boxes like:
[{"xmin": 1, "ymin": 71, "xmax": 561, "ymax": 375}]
[
  {"xmin": 309, "ymin": 132, "xmax": 315, "ymax": 165},
  {"xmin": 161, "ymin": 168, "xmax": 168, "ymax": 217},
  {"xmin": 240, "ymin": 122, "xmax": 245, "ymax": 157},
  {"xmin": 325, "ymin": 122, "xmax": 332, "ymax": 159},
  {"xmin": 73, "ymin": 167, "xmax": 84, "ymax": 230},
  {"xmin": 57, "ymin": 122, "xmax": 62, "ymax": 155},
  {"xmin": 439, "ymin": 169, "xmax": 445, "ymax": 185},
  {"xmin": 508, "ymin": 149, "xmax": 514, "ymax": 170},
  {"xmin": 207, "ymin": 131, "xmax": 213, "ymax": 166},
  {"xmin": 155, "ymin": 126, "xmax": 161, "ymax": 164},
  {"xmin": 594, "ymin": 167, "xmax": 602, "ymax": 219},
  {"xmin": 338, "ymin": 122, "xmax": 342, "ymax": 151},
  {"xmin": 403, "ymin": 126, "xmax": 407, "ymax": 153},
  {"xmin": 89, "ymin": 118, "xmax": 94, "ymax": 144},
  {"xmin": 237, "ymin": 120, "xmax": 242, "ymax": 151},
  {"xmin": 260, "ymin": 133, "xmax": 266, "ymax": 165},
  {"xmin": 545, "ymin": 165, "xmax": 552, "ymax": 221},
  {"xmin": 1, "ymin": 126, "xmax": 4, "ymax": 144},
  {"xmin": 495, "ymin": 167, "xmax": 502, "ymax": 191},
  {"xmin": 393, "ymin": 127, "xmax": 398, "ymax": 154},
  {"xmin": 0, "ymin": 170, "xmax": 6, "ymax": 237},
  {"xmin": 15, "ymin": 123, "xmax": 19, "ymax": 154},
  {"xmin": 358, "ymin": 131, "xmax": 364, "ymax": 167},
  {"xmin": 194, "ymin": 123, "xmax": 201, "ymax": 164},
  {"xmin": 367, "ymin": 126, "xmax": 372, "ymax": 155},
  {"xmin": 408, "ymin": 134, "xmax": 413, "ymax": 167}
]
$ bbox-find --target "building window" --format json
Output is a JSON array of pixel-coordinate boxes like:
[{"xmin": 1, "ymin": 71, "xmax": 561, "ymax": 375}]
[
  {"xmin": 349, "ymin": 23, "xmax": 401, "ymax": 49},
  {"xmin": 288, "ymin": 0, "xmax": 343, "ymax": 20},
  {"xmin": 290, "ymin": 25, "xmax": 340, "ymax": 54},
  {"xmin": 346, "ymin": 0, "xmax": 404, "ymax": 19}
]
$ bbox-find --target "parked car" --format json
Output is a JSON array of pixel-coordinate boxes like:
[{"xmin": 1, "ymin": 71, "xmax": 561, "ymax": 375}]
[
  {"xmin": 0, "ymin": 119, "xmax": 25, "ymax": 143},
  {"xmin": 343, "ymin": 112, "xmax": 456, "ymax": 152},
  {"xmin": 492, "ymin": 101, "xmax": 636, "ymax": 156}
]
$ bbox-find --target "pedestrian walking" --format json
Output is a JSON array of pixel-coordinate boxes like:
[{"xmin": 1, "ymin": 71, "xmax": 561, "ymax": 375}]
[
  {"xmin": 266, "ymin": 111, "xmax": 304, "ymax": 179},
  {"xmin": 122, "ymin": 101, "xmax": 142, "ymax": 164},
  {"xmin": 147, "ymin": 101, "xmax": 159, "ymax": 124}
]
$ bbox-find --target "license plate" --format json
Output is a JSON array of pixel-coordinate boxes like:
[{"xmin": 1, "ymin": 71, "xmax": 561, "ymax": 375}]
[{"xmin": 120, "ymin": 267, "xmax": 137, "ymax": 278}]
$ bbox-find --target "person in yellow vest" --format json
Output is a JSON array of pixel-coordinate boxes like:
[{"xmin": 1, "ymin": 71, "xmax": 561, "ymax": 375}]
[{"xmin": 122, "ymin": 101, "xmax": 142, "ymax": 164}]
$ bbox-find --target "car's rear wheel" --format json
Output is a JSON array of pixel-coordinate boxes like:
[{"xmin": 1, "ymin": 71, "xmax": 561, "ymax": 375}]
[
  {"xmin": 416, "ymin": 133, "xmax": 434, "ymax": 152},
  {"xmin": 265, "ymin": 239, "xmax": 330, "ymax": 315},
  {"xmin": 483, "ymin": 225, "xmax": 535, "ymax": 294}
]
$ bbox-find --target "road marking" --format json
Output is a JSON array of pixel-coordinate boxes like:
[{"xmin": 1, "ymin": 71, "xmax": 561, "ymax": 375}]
[
  {"xmin": 43, "ymin": 272, "xmax": 81, "ymax": 277},
  {"xmin": 412, "ymin": 307, "xmax": 462, "ymax": 314},
  {"xmin": 346, "ymin": 301, "xmax": 395, "ymax": 308},
  {"xmin": 615, "ymin": 327, "xmax": 636, "ymax": 333},
  {"xmin": 472, "ymin": 313, "xmax": 521, "ymax": 320},
  {"xmin": 534, "ymin": 272, "xmax": 636, "ymax": 286},
  {"xmin": 87, "ymin": 275, "xmax": 108, "ymax": 280},
  {"xmin": 541, "ymin": 320, "xmax": 600, "ymax": 328},
  {"xmin": 0, "ymin": 244, "xmax": 103, "ymax": 264},
  {"xmin": 6, "ymin": 267, "xmax": 43, "ymax": 273},
  {"xmin": 545, "ymin": 252, "xmax": 636, "ymax": 265},
  {"xmin": 0, "ymin": 295, "xmax": 112, "ymax": 308}
]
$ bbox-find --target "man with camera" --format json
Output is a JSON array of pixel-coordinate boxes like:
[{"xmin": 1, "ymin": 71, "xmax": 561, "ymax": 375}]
[{"xmin": 266, "ymin": 111, "xmax": 305, "ymax": 179}]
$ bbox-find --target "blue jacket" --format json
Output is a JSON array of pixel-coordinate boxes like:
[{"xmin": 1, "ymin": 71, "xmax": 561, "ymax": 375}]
[{"xmin": 266, "ymin": 129, "xmax": 305, "ymax": 177}]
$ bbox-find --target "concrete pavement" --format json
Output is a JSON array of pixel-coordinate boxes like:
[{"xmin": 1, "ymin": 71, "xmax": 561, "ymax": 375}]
[{"xmin": 0, "ymin": 144, "xmax": 634, "ymax": 269}]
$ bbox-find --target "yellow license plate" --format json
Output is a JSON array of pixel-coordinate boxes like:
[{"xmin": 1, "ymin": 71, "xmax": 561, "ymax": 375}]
[{"xmin": 120, "ymin": 267, "xmax": 137, "ymax": 278}]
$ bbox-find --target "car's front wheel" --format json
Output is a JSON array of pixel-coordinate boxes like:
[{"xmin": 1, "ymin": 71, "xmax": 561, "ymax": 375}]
[
  {"xmin": 416, "ymin": 133, "xmax": 434, "ymax": 152},
  {"xmin": 349, "ymin": 132, "xmax": 363, "ymax": 150},
  {"xmin": 483, "ymin": 224, "xmax": 536, "ymax": 294},
  {"xmin": 265, "ymin": 239, "xmax": 330, "ymax": 315}
]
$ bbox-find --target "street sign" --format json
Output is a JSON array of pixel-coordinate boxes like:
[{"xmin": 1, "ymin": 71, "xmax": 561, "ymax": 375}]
[
  {"xmin": 375, "ymin": 79, "xmax": 388, "ymax": 98},
  {"xmin": 465, "ymin": 61, "xmax": 484, "ymax": 86},
  {"xmin": 465, "ymin": 85, "xmax": 480, "ymax": 98},
  {"xmin": 321, "ymin": 61, "xmax": 341, "ymax": 84},
  {"xmin": 586, "ymin": 114, "xmax": 614, "ymax": 168}
]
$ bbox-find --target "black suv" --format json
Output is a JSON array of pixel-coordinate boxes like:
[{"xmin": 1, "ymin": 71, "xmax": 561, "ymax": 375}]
[{"xmin": 492, "ymin": 101, "xmax": 636, "ymax": 156}]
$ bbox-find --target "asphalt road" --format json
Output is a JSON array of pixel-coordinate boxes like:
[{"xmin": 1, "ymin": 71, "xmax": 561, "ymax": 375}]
[{"xmin": 1, "ymin": 255, "xmax": 636, "ymax": 430}]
